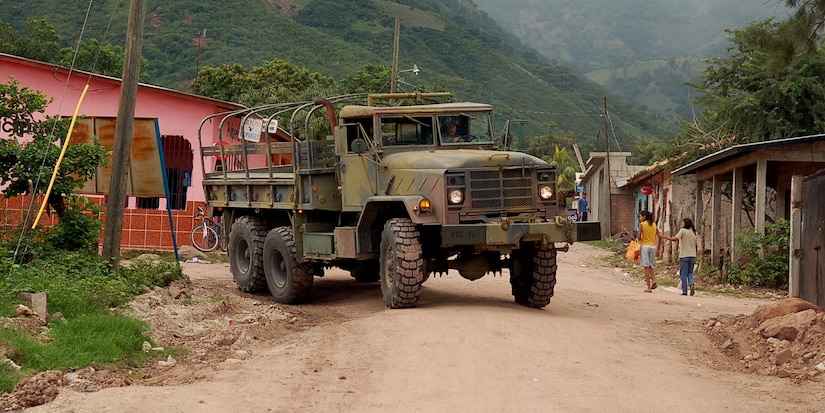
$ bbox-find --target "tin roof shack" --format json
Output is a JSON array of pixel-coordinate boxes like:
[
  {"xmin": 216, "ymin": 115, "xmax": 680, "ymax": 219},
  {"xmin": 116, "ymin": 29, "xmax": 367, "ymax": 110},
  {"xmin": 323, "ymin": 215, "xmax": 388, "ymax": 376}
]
[
  {"xmin": 579, "ymin": 152, "xmax": 646, "ymax": 238},
  {"xmin": 673, "ymin": 134, "xmax": 825, "ymax": 287},
  {"xmin": 0, "ymin": 53, "xmax": 247, "ymax": 251}
]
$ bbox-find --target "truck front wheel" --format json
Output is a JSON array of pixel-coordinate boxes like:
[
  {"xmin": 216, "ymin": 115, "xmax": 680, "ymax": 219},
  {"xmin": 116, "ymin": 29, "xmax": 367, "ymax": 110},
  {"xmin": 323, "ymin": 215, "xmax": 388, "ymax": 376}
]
[
  {"xmin": 229, "ymin": 216, "xmax": 267, "ymax": 293},
  {"xmin": 263, "ymin": 227, "xmax": 314, "ymax": 304},
  {"xmin": 379, "ymin": 218, "xmax": 424, "ymax": 308},
  {"xmin": 509, "ymin": 243, "xmax": 557, "ymax": 308}
]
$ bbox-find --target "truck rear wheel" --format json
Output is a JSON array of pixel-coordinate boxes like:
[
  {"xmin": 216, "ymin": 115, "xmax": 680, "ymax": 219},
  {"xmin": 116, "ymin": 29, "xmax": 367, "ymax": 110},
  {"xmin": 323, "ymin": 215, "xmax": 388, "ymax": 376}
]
[
  {"xmin": 263, "ymin": 227, "xmax": 314, "ymax": 304},
  {"xmin": 509, "ymin": 243, "xmax": 557, "ymax": 308},
  {"xmin": 229, "ymin": 216, "xmax": 267, "ymax": 293},
  {"xmin": 379, "ymin": 218, "xmax": 424, "ymax": 308}
]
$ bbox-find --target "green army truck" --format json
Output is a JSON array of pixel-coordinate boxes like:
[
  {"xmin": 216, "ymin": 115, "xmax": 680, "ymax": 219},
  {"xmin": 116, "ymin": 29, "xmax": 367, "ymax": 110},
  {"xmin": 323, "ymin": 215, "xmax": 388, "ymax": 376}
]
[{"xmin": 197, "ymin": 93, "xmax": 600, "ymax": 309}]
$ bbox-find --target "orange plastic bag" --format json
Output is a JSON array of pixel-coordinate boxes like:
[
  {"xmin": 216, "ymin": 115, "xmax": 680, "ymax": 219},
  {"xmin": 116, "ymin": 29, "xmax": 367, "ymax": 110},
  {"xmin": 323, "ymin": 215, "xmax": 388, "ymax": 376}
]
[{"xmin": 625, "ymin": 240, "xmax": 641, "ymax": 261}]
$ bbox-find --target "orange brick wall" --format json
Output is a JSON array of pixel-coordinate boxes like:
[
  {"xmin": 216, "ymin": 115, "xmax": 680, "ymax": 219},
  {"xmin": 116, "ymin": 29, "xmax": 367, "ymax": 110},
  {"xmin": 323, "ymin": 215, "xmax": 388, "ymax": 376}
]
[{"xmin": 1, "ymin": 195, "xmax": 201, "ymax": 252}]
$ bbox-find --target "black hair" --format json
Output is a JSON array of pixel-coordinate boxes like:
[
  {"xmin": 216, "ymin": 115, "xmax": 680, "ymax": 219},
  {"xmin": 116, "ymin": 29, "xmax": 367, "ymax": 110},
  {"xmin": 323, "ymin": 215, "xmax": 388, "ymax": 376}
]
[
  {"xmin": 683, "ymin": 217, "xmax": 696, "ymax": 234},
  {"xmin": 640, "ymin": 210, "xmax": 653, "ymax": 223}
]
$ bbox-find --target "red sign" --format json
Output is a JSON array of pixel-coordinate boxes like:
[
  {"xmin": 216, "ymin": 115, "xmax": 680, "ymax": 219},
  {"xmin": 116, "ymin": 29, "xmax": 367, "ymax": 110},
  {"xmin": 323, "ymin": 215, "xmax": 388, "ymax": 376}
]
[{"xmin": 640, "ymin": 183, "xmax": 653, "ymax": 195}]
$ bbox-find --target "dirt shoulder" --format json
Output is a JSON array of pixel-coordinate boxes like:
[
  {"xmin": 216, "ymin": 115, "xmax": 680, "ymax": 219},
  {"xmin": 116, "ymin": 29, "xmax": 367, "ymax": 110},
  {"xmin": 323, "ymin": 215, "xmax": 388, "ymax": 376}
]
[{"xmin": 4, "ymin": 243, "xmax": 825, "ymax": 412}]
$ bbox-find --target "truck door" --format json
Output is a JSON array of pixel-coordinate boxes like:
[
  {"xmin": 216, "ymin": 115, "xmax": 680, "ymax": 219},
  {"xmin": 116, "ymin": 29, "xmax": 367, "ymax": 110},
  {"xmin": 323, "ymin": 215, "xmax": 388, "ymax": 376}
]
[{"xmin": 337, "ymin": 121, "xmax": 378, "ymax": 211}]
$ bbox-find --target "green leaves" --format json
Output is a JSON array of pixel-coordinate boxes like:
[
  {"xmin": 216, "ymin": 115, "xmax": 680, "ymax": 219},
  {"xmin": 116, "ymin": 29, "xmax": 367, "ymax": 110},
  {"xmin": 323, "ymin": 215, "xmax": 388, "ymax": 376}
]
[
  {"xmin": 191, "ymin": 59, "xmax": 339, "ymax": 107},
  {"xmin": 685, "ymin": 18, "xmax": 825, "ymax": 156}
]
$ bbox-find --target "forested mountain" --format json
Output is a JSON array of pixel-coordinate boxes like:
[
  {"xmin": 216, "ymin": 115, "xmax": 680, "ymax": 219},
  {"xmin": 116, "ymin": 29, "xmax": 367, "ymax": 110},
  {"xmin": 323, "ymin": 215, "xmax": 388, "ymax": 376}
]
[
  {"xmin": 0, "ymin": 0, "xmax": 676, "ymax": 154},
  {"xmin": 472, "ymin": 0, "xmax": 788, "ymax": 117}
]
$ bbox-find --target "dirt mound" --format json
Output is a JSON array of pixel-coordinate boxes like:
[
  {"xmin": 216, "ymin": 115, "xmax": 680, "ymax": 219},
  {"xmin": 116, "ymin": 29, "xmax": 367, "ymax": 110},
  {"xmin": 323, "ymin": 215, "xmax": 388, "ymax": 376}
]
[{"xmin": 705, "ymin": 298, "xmax": 825, "ymax": 382}]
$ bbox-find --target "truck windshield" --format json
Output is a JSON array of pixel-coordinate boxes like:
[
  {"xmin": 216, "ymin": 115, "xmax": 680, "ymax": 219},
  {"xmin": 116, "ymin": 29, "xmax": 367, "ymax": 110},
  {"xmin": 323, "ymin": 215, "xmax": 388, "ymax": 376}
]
[
  {"xmin": 379, "ymin": 116, "xmax": 434, "ymax": 146},
  {"xmin": 437, "ymin": 113, "xmax": 493, "ymax": 145}
]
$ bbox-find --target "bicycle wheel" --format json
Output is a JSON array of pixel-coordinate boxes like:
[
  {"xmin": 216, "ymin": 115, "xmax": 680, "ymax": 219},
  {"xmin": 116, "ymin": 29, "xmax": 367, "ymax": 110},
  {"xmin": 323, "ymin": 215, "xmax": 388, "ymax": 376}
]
[{"xmin": 190, "ymin": 223, "xmax": 220, "ymax": 252}]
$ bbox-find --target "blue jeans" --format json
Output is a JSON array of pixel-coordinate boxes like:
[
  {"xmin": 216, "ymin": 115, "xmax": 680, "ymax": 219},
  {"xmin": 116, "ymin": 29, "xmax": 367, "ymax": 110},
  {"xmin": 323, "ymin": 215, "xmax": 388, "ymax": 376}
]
[{"xmin": 679, "ymin": 257, "xmax": 697, "ymax": 294}]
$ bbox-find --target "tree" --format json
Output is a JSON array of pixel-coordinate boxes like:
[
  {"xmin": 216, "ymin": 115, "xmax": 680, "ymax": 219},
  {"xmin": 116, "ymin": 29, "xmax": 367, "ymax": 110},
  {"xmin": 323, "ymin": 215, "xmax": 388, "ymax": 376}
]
[
  {"xmin": 0, "ymin": 78, "xmax": 107, "ymax": 249},
  {"xmin": 688, "ymin": 19, "xmax": 825, "ymax": 145},
  {"xmin": 523, "ymin": 122, "xmax": 574, "ymax": 159},
  {"xmin": 756, "ymin": 0, "xmax": 825, "ymax": 63},
  {"xmin": 60, "ymin": 39, "xmax": 151, "ymax": 83},
  {"xmin": 1, "ymin": 19, "xmax": 60, "ymax": 62},
  {"xmin": 340, "ymin": 64, "xmax": 391, "ymax": 94},
  {"xmin": 547, "ymin": 145, "xmax": 579, "ymax": 191},
  {"xmin": 192, "ymin": 59, "xmax": 339, "ymax": 108}
]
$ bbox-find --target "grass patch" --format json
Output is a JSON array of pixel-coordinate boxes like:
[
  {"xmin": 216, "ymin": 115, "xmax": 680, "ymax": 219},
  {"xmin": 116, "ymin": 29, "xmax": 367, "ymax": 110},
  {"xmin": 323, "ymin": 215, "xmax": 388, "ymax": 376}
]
[
  {"xmin": 584, "ymin": 239, "xmax": 622, "ymax": 250},
  {"xmin": 1, "ymin": 314, "xmax": 152, "ymax": 373},
  {"xmin": 0, "ymin": 249, "xmax": 183, "ymax": 393}
]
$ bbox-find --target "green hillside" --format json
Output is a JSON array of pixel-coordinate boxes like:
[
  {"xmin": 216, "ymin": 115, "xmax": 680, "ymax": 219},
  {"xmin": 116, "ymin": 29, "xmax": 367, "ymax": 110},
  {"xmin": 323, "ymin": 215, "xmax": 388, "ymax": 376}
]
[
  {"xmin": 0, "ymin": 0, "xmax": 676, "ymax": 151},
  {"xmin": 472, "ymin": 0, "xmax": 788, "ymax": 117}
]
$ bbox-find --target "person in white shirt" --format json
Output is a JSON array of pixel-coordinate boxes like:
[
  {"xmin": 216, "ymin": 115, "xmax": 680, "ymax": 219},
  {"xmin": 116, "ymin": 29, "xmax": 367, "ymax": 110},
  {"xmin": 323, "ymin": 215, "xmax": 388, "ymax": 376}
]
[{"xmin": 662, "ymin": 218, "xmax": 699, "ymax": 296}]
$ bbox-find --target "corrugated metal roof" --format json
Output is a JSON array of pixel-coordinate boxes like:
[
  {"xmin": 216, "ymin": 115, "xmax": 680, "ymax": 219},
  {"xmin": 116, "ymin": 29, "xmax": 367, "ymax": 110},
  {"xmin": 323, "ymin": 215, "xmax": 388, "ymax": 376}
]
[{"xmin": 672, "ymin": 133, "xmax": 825, "ymax": 176}]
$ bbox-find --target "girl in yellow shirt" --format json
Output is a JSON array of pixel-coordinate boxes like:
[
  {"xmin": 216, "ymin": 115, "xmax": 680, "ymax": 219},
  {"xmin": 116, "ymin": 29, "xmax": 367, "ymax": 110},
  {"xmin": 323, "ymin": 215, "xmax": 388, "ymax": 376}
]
[{"xmin": 638, "ymin": 210, "xmax": 667, "ymax": 292}]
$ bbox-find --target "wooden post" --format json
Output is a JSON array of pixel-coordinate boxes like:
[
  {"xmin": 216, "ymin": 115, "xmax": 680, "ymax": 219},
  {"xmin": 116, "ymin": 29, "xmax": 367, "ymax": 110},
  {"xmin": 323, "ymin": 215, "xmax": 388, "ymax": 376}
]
[
  {"xmin": 731, "ymin": 167, "xmax": 743, "ymax": 265},
  {"xmin": 711, "ymin": 175, "xmax": 722, "ymax": 272},
  {"xmin": 603, "ymin": 97, "xmax": 611, "ymax": 237},
  {"xmin": 789, "ymin": 175, "xmax": 803, "ymax": 298},
  {"xmin": 390, "ymin": 17, "xmax": 400, "ymax": 94},
  {"xmin": 695, "ymin": 178, "xmax": 704, "ymax": 275},
  {"xmin": 101, "ymin": 0, "xmax": 147, "ymax": 268}
]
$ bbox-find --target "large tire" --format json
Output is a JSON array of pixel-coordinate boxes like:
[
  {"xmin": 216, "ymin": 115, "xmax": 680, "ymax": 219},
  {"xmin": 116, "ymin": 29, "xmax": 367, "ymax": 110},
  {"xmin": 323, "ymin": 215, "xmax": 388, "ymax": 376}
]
[
  {"xmin": 509, "ymin": 243, "xmax": 557, "ymax": 308},
  {"xmin": 351, "ymin": 260, "xmax": 380, "ymax": 282},
  {"xmin": 228, "ymin": 216, "xmax": 267, "ymax": 293},
  {"xmin": 263, "ymin": 226, "xmax": 314, "ymax": 304},
  {"xmin": 379, "ymin": 218, "xmax": 424, "ymax": 308}
]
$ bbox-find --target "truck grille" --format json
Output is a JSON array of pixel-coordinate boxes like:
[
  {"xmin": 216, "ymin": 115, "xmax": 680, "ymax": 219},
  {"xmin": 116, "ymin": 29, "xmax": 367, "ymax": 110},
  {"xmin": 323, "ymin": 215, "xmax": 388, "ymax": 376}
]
[{"xmin": 468, "ymin": 169, "xmax": 533, "ymax": 210}]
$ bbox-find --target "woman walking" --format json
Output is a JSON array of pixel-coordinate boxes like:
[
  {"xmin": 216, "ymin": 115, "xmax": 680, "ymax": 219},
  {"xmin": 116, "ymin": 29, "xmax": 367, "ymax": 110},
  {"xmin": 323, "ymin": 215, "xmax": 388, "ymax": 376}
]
[
  {"xmin": 662, "ymin": 218, "xmax": 699, "ymax": 296},
  {"xmin": 638, "ymin": 211, "xmax": 666, "ymax": 293}
]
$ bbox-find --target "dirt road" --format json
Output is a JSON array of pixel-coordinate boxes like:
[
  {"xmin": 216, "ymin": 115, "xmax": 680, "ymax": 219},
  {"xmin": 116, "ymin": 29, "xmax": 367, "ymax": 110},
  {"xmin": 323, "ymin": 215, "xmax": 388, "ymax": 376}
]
[{"xmin": 23, "ymin": 243, "xmax": 824, "ymax": 412}]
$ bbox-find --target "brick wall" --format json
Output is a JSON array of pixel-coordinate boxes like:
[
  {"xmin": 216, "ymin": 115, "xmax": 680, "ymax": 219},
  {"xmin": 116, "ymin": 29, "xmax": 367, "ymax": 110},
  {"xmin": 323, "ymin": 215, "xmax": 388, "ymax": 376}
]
[
  {"xmin": 610, "ymin": 193, "xmax": 637, "ymax": 238},
  {"xmin": 1, "ymin": 195, "xmax": 200, "ymax": 252}
]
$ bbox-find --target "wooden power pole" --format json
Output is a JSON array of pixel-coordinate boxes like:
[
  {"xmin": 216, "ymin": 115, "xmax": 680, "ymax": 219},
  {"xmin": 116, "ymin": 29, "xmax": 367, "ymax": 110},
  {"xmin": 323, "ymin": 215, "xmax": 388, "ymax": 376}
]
[
  {"xmin": 390, "ymin": 17, "xmax": 400, "ymax": 94},
  {"xmin": 102, "ymin": 0, "xmax": 147, "ymax": 268}
]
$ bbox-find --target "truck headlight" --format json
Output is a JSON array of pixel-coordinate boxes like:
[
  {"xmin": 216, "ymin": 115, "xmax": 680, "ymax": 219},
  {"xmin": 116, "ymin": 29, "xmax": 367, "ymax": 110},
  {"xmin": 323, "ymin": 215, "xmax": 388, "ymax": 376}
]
[
  {"xmin": 539, "ymin": 185, "xmax": 553, "ymax": 200},
  {"xmin": 449, "ymin": 189, "xmax": 464, "ymax": 204}
]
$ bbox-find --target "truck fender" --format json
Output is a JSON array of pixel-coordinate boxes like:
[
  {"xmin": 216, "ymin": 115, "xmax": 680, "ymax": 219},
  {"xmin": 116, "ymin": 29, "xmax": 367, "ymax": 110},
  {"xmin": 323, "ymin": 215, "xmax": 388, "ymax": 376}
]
[{"xmin": 356, "ymin": 196, "xmax": 436, "ymax": 254}]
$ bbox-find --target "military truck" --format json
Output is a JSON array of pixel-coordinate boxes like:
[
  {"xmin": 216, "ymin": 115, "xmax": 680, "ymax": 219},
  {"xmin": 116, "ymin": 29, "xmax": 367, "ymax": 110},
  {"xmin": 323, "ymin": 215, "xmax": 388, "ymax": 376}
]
[{"xmin": 197, "ymin": 93, "xmax": 600, "ymax": 309}]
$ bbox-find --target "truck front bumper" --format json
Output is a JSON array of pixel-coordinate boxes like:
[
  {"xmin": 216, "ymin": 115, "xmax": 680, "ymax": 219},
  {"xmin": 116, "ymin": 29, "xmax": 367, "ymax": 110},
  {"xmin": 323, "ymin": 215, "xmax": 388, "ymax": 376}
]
[{"xmin": 441, "ymin": 219, "xmax": 601, "ymax": 246}]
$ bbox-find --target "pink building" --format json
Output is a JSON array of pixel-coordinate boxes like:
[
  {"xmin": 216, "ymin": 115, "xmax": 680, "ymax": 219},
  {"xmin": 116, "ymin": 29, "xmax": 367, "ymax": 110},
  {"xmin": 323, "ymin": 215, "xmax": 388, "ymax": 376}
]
[{"xmin": 0, "ymin": 52, "xmax": 246, "ymax": 251}]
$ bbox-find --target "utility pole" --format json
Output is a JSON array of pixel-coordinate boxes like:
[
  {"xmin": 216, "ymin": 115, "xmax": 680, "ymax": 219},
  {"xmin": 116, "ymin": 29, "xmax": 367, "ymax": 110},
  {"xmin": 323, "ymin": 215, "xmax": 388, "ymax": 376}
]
[
  {"xmin": 102, "ymin": 0, "xmax": 147, "ymax": 269},
  {"xmin": 603, "ymin": 96, "xmax": 612, "ymax": 238},
  {"xmin": 390, "ymin": 17, "xmax": 400, "ymax": 94}
]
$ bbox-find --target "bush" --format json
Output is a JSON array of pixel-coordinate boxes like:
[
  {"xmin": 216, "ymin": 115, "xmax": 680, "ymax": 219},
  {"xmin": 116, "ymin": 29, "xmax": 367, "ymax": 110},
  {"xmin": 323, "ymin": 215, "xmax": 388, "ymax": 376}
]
[
  {"xmin": 44, "ymin": 195, "xmax": 103, "ymax": 252},
  {"xmin": 726, "ymin": 219, "xmax": 789, "ymax": 288}
]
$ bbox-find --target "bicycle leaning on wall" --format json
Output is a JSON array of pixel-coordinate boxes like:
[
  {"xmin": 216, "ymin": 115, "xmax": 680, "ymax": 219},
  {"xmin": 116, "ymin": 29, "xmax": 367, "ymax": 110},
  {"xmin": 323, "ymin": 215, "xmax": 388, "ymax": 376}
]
[{"xmin": 190, "ymin": 205, "xmax": 225, "ymax": 252}]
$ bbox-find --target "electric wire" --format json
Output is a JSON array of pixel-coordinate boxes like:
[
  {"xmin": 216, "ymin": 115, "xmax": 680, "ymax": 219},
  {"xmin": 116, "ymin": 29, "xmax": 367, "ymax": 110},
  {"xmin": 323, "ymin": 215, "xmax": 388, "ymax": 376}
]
[{"xmin": 11, "ymin": 0, "xmax": 121, "ymax": 266}]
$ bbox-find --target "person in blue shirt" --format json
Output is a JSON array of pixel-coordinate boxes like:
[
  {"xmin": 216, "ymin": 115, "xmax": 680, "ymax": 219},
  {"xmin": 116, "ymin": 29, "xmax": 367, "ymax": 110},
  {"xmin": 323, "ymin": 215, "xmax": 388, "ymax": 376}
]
[{"xmin": 577, "ymin": 192, "xmax": 588, "ymax": 221}]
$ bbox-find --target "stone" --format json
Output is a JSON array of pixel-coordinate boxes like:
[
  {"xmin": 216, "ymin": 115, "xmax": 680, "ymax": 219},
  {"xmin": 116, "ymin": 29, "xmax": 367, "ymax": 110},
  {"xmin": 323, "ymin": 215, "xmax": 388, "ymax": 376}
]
[
  {"xmin": 753, "ymin": 297, "xmax": 823, "ymax": 323},
  {"xmin": 721, "ymin": 339, "xmax": 733, "ymax": 350},
  {"xmin": 18, "ymin": 292, "xmax": 48, "ymax": 323},
  {"xmin": 135, "ymin": 253, "xmax": 161, "ymax": 262},
  {"xmin": 759, "ymin": 309, "xmax": 819, "ymax": 341},
  {"xmin": 178, "ymin": 245, "xmax": 207, "ymax": 261},
  {"xmin": 774, "ymin": 349, "xmax": 793, "ymax": 366}
]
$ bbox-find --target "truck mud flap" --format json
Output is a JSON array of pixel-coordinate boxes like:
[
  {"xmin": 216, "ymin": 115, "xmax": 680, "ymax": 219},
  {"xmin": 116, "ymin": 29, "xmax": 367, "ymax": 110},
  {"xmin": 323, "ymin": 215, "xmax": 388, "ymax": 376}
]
[{"xmin": 572, "ymin": 221, "xmax": 601, "ymax": 242}]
